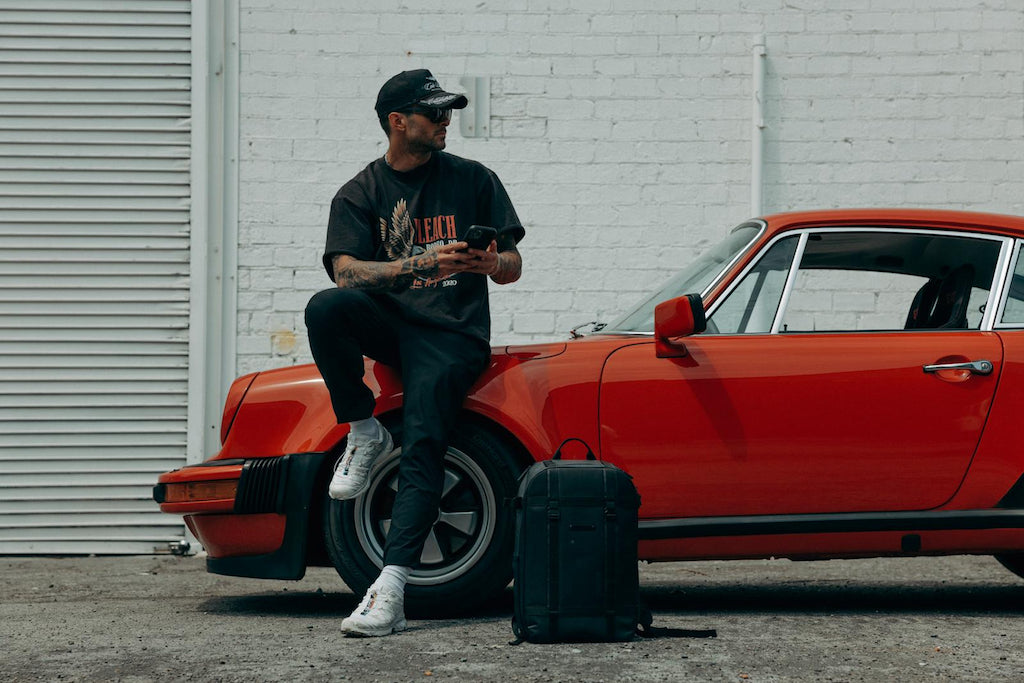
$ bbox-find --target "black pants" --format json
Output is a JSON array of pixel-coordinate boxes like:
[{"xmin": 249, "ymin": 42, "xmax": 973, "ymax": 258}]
[{"xmin": 304, "ymin": 288, "xmax": 491, "ymax": 567}]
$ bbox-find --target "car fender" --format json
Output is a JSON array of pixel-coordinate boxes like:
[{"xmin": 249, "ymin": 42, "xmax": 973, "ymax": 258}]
[{"xmin": 215, "ymin": 339, "xmax": 619, "ymax": 463}]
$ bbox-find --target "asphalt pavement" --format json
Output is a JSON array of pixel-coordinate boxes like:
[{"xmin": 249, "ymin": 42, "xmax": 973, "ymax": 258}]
[{"xmin": 3, "ymin": 553, "xmax": 1024, "ymax": 681}]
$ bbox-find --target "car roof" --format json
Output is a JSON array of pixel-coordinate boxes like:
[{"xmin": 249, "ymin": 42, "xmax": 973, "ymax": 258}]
[{"xmin": 761, "ymin": 209, "xmax": 1024, "ymax": 240}]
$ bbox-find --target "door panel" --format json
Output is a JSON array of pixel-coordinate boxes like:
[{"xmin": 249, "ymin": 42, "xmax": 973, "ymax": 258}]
[{"xmin": 599, "ymin": 332, "xmax": 1002, "ymax": 519}]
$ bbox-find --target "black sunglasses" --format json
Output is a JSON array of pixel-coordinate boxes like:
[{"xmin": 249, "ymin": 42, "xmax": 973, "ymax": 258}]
[{"xmin": 403, "ymin": 106, "xmax": 452, "ymax": 124}]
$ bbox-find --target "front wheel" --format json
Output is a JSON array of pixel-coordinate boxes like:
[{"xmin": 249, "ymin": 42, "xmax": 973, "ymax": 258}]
[{"xmin": 322, "ymin": 421, "xmax": 524, "ymax": 615}]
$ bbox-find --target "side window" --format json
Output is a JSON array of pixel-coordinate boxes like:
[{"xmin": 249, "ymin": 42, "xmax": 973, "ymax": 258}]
[
  {"xmin": 708, "ymin": 236, "xmax": 798, "ymax": 334},
  {"xmin": 1000, "ymin": 243, "xmax": 1024, "ymax": 326},
  {"xmin": 778, "ymin": 231, "xmax": 1001, "ymax": 333},
  {"xmin": 783, "ymin": 269, "xmax": 928, "ymax": 332}
]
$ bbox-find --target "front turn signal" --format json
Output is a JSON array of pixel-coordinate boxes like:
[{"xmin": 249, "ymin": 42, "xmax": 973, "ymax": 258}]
[{"xmin": 163, "ymin": 480, "xmax": 239, "ymax": 504}]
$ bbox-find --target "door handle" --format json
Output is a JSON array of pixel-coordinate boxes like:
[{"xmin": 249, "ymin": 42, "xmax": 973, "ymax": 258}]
[{"xmin": 922, "ymin": 360, "xmax": 994, "ymax": 376}]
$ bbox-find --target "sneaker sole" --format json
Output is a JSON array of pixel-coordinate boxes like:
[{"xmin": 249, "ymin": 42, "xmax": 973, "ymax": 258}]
[
  {"xmin": 328, "ymin": 431, "xmax": 393, "ymax": 500},
  {"xmin": 328, "ymin": 479, "xmax": 368, "ymax": 501},
  {"xmin": 341, "ymin": 618, "xmax": 407, "ymax": 638}
]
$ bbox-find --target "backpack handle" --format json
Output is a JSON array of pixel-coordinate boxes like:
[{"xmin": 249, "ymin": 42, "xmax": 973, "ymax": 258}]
[{"xmin": 551, "ymin": 437, "xmax": 597, "ymax": 461}]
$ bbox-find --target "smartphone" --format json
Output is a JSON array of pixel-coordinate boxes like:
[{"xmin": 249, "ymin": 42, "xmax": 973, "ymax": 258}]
[{"xmin": 462, "ymin": 225, "xmax": 497, "ymax": 250}]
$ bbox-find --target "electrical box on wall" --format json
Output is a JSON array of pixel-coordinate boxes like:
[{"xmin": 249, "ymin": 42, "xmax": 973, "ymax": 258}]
[{"xmin": 459, "ymin": 76, "xmax": 490, "ymax": 138}]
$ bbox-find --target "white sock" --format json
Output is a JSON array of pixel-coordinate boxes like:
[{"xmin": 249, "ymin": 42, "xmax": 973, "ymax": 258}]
[
  {"xmin": 373, "ymin": 565, "xmax": 411, "ymax": 595},
  {"xmin": 349, "ymin": 417, "xmax": 380, "ymax": 441}
]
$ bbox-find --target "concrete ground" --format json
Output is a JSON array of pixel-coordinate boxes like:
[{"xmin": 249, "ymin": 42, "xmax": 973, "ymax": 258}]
[{"xmin": 3, "ymin": 553, "xmax": 1024, "ymax": 682}]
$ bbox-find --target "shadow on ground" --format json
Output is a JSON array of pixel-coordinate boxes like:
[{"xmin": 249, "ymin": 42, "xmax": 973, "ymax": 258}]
[
  {"xmin": 642, "ymin": 581, "xmax": 1024, "ymax": 615},
  {"xmin": 199, "ymin": 586, "xmax": 514, "ymax": 619},
  {"xmin": 200, "ymin": 591, "xmax": 359, "ymax": 618},
  {"xmin": 199, "ymin": 580, "xmax": 1024, "ymax": 620}
]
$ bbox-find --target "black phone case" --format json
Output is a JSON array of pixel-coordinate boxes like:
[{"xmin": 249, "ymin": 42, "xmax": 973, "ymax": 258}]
[{"xmin": 463, "ymin": 226, "xmax": 496, "ymax": 250}]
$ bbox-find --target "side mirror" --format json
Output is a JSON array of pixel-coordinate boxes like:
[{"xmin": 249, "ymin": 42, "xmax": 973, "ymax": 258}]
[{"xmin": 654, "ymin": 293, "xmax": 707, "ymax": 358}]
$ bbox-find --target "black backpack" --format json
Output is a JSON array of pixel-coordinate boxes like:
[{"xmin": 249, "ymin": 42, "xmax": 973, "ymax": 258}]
[{"xmin": 511, "ymin": 439, "xmax": 647, "ymax": 643}]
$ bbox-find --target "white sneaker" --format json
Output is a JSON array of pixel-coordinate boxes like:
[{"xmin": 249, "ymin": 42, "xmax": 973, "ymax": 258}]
[
  {"xmin": 341, "ymin": 586, "xmax": 407, "ymax": 637},
  {"xmin": 329, "ymin": 424, "xmax": 393, "ymax": 500}
]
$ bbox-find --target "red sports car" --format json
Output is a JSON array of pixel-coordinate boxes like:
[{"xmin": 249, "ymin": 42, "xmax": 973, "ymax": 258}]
[{"xmin": 154, "ymin": 209, "xmax": 1024, "ymax": 611}]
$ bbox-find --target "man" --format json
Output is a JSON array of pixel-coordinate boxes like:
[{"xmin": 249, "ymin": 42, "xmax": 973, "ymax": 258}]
[{"xmin": 304, "ymin": 69, "xmax": 524, "ymax": 637}]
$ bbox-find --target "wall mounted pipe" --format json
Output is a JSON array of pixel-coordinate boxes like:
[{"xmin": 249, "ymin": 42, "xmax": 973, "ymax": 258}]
[{"xmin": 751, "ymin": 34, "xmax": 766, "ymax": 217}]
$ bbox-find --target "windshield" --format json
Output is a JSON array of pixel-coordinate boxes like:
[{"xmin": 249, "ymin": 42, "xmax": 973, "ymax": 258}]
[{"xmin": 604, "ymin": 222, "xmax": 763, "ymax": 333}]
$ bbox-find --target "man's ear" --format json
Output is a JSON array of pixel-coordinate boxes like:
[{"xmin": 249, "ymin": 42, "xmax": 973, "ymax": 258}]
[{"xmin": 388, "ymin": 112, "xmax": 406, "ymax": 132}]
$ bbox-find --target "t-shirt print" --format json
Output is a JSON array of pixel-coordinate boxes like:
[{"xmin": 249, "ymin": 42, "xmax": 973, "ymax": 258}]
[{"xmin": 380, "ymin": 197, "xmax": 413, "ymax": 261}]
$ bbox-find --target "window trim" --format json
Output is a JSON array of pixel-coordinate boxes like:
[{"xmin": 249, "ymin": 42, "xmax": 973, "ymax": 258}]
[
  {"xmin": 701, "ymin": 219, "xmax": 768, "ymax": 301},
  {"xmin": 769, "ymin": 232, "xmax": 809, "ymax": 334},
  {"xmin": 993, "ymin": 239, "xmax": 1024, "ymax": 330},
  {"xmin": 706, "ymin": 226, "xmax": 1014, "ymax": 336},
  {"xmin": 703, "ymin": 230, "xmax": 801, "ymax": 335}
]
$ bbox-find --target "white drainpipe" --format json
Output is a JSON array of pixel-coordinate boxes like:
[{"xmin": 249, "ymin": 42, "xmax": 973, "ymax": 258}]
[{"xmin": 751, "ymin": 34, "xmax": 766, "ymax": 217}]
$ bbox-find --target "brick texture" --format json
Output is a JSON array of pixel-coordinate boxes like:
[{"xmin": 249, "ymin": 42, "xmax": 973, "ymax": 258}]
[{"xmin": 235, "ymin": 1, "xmax": 1024, "ymax": 373}]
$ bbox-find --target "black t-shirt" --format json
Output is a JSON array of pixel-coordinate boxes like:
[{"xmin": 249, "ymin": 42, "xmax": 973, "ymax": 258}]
[{"xmin": 322, "ymin": 151, "xmax": 523, "ymax": 343}]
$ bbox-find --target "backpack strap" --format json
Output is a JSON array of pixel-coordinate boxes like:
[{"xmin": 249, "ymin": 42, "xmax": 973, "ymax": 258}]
[
  {"xmin": 509, "ymin": 617, "xmax": 526, "ymax": 646},
  {"xmin": 546, "ymin": 473, "xmax": 561, "ymax": 638}
]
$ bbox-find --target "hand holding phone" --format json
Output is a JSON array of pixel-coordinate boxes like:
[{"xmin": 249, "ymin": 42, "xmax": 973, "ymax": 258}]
[{"xmin": 461, "ymin": 225, "xmax": 497, "ymax": 251}]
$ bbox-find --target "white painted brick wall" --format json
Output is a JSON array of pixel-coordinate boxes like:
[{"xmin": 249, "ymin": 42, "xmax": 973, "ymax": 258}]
[{"xmin": 234, "ymin": 0, "xmax": 1024, "ymax": 374}]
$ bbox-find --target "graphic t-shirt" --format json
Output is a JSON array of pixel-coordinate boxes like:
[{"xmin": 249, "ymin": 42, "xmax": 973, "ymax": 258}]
[{"xmin": 322, "ymin": 151, "xmax": 523, "ymax": 343}]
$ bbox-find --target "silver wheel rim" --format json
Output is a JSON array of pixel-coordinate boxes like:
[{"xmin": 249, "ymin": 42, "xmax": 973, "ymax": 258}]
[{"xmin": 352, "ymin": 446, "xmax": 497, "ymax": 586}]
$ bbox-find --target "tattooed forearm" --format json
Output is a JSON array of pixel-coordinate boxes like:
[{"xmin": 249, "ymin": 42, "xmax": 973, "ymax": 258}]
[
  {"xmin": 333, "ymin": 252, "xmax": 439, "ymax": 291},
  {"xmin": 335, "ymin": 260, "xmax": 407, "ymax": 290},
  {"xmin": 490, "ymin": 247, "xmax": 522, "ymax": 285}
]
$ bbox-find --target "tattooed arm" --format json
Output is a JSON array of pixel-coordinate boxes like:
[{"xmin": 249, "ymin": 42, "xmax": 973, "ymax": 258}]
[
  {"xmin": 332, "ymin": 242, "xmax": 521, "ymax": 290},
  {"xmin": 332, "ymin": 253, "xmax": 432, "ymax": 290},
  {"xmin": 488, "ymin": 246, "xmax": 522, "ymax": 285},
  {"xmin": 332, "ymin": 244, "xmax": 477, "ymax": 290}
]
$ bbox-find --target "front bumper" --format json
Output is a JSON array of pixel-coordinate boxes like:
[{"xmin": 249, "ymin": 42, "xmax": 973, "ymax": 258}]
[{"xmin": 153, "ymin": 452, "xmax": 328, "ymax": 580}]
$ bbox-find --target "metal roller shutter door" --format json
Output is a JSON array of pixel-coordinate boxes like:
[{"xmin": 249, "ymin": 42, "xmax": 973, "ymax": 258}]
[{"xmin": 0, "ymin": 1, "xmax": 193, "ymax": 553}]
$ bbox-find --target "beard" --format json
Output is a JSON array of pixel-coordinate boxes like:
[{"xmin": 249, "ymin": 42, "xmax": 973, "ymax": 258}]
[
  {"xmin": 408, "ymin": 136, "xmax": 445, "ymax": 154},
  {"xmin": 406, "ymin": 121, "xmax": 447, "ymax": 154}
]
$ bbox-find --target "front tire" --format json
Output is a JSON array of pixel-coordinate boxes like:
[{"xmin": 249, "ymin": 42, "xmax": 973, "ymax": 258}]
[{"xmin": 323, "ymin": 421, "xmax": 523, "ymax": 615}]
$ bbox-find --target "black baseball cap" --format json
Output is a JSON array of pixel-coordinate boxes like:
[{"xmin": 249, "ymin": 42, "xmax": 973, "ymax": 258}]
[{"xmin": 374, "ymin": 69, "xmax": 469, "ymax": 118}]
